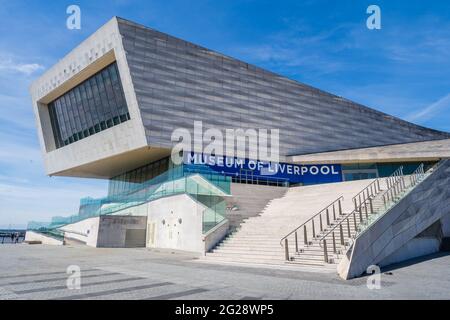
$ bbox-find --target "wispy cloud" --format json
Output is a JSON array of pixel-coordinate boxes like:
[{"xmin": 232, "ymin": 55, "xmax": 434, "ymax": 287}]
[
  {"xmin": 230, "ymin": 23, "xmax": 352, "ymax": 76},
  {"xmin": 0, "ymin": 58, "xmax": 44, "ymax": 75},
  {"xmin": 405, "ymin": 94, "xmax": 450, "ymax": 123}
]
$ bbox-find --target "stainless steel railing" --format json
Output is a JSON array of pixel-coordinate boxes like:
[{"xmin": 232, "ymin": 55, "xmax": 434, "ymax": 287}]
[
  {"xmin": 280, "ymin": 196, "xmax": 344, "ymax": 261},
  {"xmin": 317, "ymin": 178, "xmax": 384, "ymax": 262},
  {"xmin": 351, "ymin": 178, "xmax": 382, "ymax": 224},
  {"xmin": 318, "ymin": 164, "xmax": 427, "ymax": 263}
]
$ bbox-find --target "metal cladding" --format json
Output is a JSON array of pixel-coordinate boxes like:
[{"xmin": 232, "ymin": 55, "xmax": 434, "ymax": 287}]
[{"xmin": 117, "ymin": 17, "xmax": 449, "ymax": 157}]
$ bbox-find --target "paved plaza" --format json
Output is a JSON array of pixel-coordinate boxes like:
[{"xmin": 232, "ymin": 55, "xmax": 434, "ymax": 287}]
[{"xmin": 0, "ymin": 244, "xmax": 449, "ymax": 300}]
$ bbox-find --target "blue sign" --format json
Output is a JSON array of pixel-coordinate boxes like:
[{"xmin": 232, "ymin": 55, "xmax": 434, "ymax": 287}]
[{"xmin": 183, "ymin": 153, "xmax": 342, "ymax": 185}]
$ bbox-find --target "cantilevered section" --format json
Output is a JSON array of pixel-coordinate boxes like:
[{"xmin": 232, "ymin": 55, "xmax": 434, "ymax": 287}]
[{"xmin": 30, "ymin": 18, "xmax": 149, "ymax": 178}]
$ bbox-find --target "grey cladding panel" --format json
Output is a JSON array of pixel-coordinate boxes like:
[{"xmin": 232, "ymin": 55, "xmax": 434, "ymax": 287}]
[{"xmin": 117, "ymin": 18, "xmax": 450, "ymax": 156}]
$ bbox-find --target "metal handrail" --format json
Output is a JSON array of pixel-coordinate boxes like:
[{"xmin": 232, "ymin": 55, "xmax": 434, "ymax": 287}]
[
  {"xmin": 317, "ymin": 179, "xmax": 385, "ymax": 247},
  {"xmin": 316, "ymin": 174, "xmax": 395, "ymax": 262},
  {"xmin": 386, "ymin": 166, "xmax": 404, "ymax": 189},
  {"xmin": 411, "ymin": 163, "xmax": 425, "ymax": 185},
  {"xmin": 351, "ymin": 178, "xmax": 382, "ymax": 213},
  {"xmin": 317, "ymin": 164, "xmax": 426, "ymax": 263},
  {"xmin": 280, "ymin": 196, "xmax": 344, "ymax": 261},
  {"xmin": 280, "ymin": 196, "xmax": 344, "ymax": 246},
  {"xmin": 352, "ymin": 178, "xmax": 380, "ymax": 203},
  {"xmin": 317, "ymin": 177, "xmax": 388, "ymax": 243}
]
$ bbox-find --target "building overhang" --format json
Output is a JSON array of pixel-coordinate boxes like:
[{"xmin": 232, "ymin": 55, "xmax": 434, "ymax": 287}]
[
  {"xmin": 49, "ymin": 146, "xmax": 171, "ymax": 179},
  {"xmin": 29, "ymin": 17, "xmax": 150, "ymax": 179},
  {"xmin": 288, "ymin": 139, "xmax": 450, "ymax": 164}
]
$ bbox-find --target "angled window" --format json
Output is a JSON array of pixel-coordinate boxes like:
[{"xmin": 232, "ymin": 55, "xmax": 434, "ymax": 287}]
[{"xmin": 48, "ymin": 62, "xmax": 130, "ymax": 149}]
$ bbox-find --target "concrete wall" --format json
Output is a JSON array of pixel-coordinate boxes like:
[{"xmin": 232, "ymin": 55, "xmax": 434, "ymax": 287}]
[
  {"xmin": 24, "ymin": 231, "xmax": 64, "ymax": 246},
  {"xmin": 146, "ymin": 193, "xmax": 205, "ymax": 253},
  {"xmin": 378, "ymin": 237, "xmax": 440, "ymax": 267},
  {"xmin": 338, "ymin": 159, "xmax": 450, "ymax": 279},
  {"xmin": 441, "ymin": 212, "xmax": 450, "ymax": 237},
  {"xmin": 203, "ymin": 219, "xmax": 230, "ymax": 253},
  {"xmin": 60, "ymin": 217, "xmax": 100, "ymax": 247},
  {"xmin": 97, "ymin": 215, "xmax": 147, "ymax": 248}
]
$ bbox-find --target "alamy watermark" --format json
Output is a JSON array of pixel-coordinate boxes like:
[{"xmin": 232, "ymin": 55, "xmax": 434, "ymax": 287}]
[
  {"xmin": 171, "ymin": 121, "xmax": 280, "ymax": 175},
  {"xmin": 367, "ymin": 5, "xmax": 381, "ymax": 30},
  {"xmin": 66, "ymin": 5, "xmax": 81, "ymax": 30},
  {"xmin": 366, "ymin": 264, "xmax": 381, "ymax": 290},
  {"xmin": 66, "ymin": 265, "xmax": 81, "ymax": 290}
]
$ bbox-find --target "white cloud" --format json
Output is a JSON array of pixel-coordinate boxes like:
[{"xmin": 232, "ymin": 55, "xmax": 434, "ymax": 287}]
[
  {"xmin": 405, "ymin": 94, "xmax": 450, "ymax": 123},
  {"xmin": 0, "ymin": 59, "xmax": 44, "ymax": 75}
]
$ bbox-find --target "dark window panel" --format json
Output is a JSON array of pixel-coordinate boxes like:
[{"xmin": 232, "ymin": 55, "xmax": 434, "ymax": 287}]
[{"xmin": 47, "ymin": 62, "xmax": 129, "ymax": 149}]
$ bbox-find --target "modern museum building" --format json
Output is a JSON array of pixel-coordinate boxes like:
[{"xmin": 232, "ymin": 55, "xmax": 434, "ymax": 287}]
[{"xmin": 27, "ymin": 17, "xmax": 450, "ymax": 279}]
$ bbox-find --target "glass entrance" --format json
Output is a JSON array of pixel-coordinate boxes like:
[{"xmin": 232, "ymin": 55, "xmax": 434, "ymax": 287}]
[{"xmin": 342, "ymin": 163, "xmax": 379, "ymax": 181}]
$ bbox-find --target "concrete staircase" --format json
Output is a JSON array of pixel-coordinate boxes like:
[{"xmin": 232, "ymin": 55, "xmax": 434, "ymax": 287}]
[
  {"xmin": 205, "ymin": 179, "xmax": 380, "ymax": 269},
  {"xmin": 224, "ymin": 183, "xmax": 288, "ymax": 230},
  {"xmin": 288, "ymin": 174, "xmax": 422, "ymax": 267}
]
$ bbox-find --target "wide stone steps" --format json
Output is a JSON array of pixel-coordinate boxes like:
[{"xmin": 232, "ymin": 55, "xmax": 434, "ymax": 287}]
[
  {"xmin": 205, "ymin": 255, "xmax": 337, "ymax": 269},
  {"xmin": 204, "ymin": 178, "xmax": 390, "ymax": 269}
]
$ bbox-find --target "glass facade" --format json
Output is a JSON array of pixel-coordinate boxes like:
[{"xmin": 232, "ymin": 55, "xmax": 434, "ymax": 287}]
[
  {"xmin": 48, "ymin": 62, "xmax": 130, "ymax": 149},
  {"xmin": 108, "ymin": 157, "xmax": 172, "ymax": 197},
  {"xmin": 342, "ymin": 162, "xmax": 437, "ymax": 181}
]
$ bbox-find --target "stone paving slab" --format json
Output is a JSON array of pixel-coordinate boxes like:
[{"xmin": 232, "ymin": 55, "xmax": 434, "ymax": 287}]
[{"xmin": 0, "ymin": 244, "xmax": 449, "ymax": 300}]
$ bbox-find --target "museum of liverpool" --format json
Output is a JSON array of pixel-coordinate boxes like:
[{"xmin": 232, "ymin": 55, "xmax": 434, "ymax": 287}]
[{"xmin": 26, "ymin": 17, "xmax": 450, "ymax": 279}]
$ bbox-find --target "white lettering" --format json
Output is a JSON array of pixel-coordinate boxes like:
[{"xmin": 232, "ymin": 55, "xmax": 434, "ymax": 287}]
[{"xmin": 310, "ymin": 166, "xmax": 319, "ymax": 175}]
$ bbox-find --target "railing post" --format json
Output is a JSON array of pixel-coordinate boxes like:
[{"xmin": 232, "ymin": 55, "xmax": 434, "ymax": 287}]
[
  {"xmin": 284, "ymin": 239, "xmax": 289, "ymax": 261},
  {"xmin": 338, "ymin": 199, "xmax": 342, "ymax": 216},
  {"xmin": 319, "ymin": 214, "xmax": 323, "ymax": 232},
  {"xmin": 326, "ymin": 209, "xmax": 330, "ymax": 226},
  {"xmin": 353, "ymin": 198, "xmax": 357, "ymax": 211},
  {"xmin": 370, "ymin": 198, "xmax": 374, "ymax": 214},
  {"xmin": 332, "ymin": 232, "xmax": 337, "ymax": 253},
  {"xmin": 364, "ymin": 202, "xmax": 369, "ymax": 219},
  {"xmin": 294, "ymin": 231, "xmax": 298, "ymax": 253},
  {"xmin": 347, "ymin": 218, "xmax": 351, "ymax": 237},
  {"xmin": 359, "ymin": 194, "xmax": 362, "ymax": 210},
  {"xmin": 332, "ymin": 204, "xmax": 336, "ymax": 220},
  {"xmin": 353, "ymin": 211, "xmax": 357, "ymax": 229},
  {"xmin": 339, "ymin": 224, "xmax": 344, "ymax": 246},
  {"xmin": 377, "ymin": 179, "xmax": 380, "ymax": 192},
  {"xmin": 323, "ymin": 240, "xmax": 328, "ymax": 263},
  {"xmin": 312, "ymin": 219, "xmax": 316, "ymax": 238},
  {"xmin": 303, "ymin": 225, "xmax": 308, "ymax": 245}
]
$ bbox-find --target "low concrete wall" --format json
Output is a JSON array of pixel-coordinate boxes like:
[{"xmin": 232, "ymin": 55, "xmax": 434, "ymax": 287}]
[
  {"xmin": 60, "ymin": 216, "xmax": 100, "ymax": 247},
  {"xmin": 203, "ymin": 219, "xmax": 229, "ymax": 253},
  {"xmin": 378, "ymin": 237, "xmax": 440, "ymax": 267},
  {"xmin": 338, "ymin": 159, "xmax": 450, "ymax": 279},
  {"xmin": 97, "ymin": 215, "xmax": 147, "ymax": 248},
  {"xmin": 146, "ymin": 193, "xmax": 205, "ymax": 253},
  {"xmin": 24, "ymin": 231, "xmax": 64, "ymax": 246},
  {"xmin": 441, "ymin": 212, "xmax": 450, "ymax": 237}
]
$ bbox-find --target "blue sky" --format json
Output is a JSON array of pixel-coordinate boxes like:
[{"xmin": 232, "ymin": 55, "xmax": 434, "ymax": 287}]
[{"xmin": 0, "ymin": 0, "xmax": 449, "ymax": 228}]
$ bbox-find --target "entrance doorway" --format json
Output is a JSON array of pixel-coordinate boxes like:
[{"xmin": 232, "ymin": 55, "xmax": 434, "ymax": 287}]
[{"xmin": 342, "ymin": 169, "xmax": 378, "ymax": 181}]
